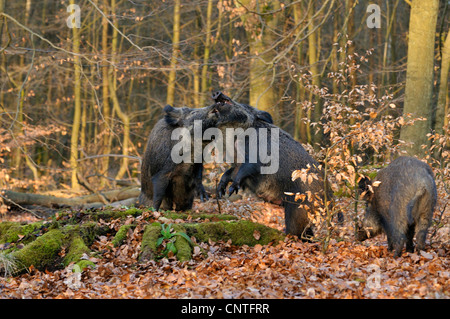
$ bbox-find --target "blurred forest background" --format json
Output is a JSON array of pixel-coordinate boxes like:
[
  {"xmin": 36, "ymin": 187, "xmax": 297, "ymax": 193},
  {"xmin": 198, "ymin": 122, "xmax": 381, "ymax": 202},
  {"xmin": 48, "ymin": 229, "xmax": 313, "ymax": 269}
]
[{"xmin": 0, "ymin": 0, "xmax": 449, "ymax": 197}]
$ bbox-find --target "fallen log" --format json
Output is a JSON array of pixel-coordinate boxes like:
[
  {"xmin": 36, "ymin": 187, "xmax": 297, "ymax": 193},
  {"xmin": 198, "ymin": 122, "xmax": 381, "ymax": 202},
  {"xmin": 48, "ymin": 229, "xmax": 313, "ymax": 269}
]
[{"xmin": 1, "ymin": 187, "xmax": 140, "ymax": 209}]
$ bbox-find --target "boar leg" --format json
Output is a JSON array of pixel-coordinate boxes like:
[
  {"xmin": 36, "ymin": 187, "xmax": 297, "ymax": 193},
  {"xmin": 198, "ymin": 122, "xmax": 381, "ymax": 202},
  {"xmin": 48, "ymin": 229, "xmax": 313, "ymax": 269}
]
[
  {"xmin": 151, "ymin": 172, "xmax": 171, "ymax": 211},
  {"xmin": 193, "ymin": 163, "xmax": 209, "ymax": 202},
  {"xmin": 228, "ymin": 163, "xmax": 259, "ymax": 195},
  {"xmin": 217, "ymin": 166, "xmax": 236, "ymax": 198},
  {"xmin": 415, "ymin": 215, "xmax": 431, "ymax": 252}
]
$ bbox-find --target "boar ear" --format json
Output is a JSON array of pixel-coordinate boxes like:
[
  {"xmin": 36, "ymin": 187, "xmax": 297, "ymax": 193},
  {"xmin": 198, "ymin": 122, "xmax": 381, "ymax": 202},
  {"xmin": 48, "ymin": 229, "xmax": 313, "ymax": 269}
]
[
  {"xmin": 256, "ymin": 110, "xmax": 273, "ymax": 124},
  {"xmin": 164, "ymin": 104, "xmax": 183, "ymax": 126}
]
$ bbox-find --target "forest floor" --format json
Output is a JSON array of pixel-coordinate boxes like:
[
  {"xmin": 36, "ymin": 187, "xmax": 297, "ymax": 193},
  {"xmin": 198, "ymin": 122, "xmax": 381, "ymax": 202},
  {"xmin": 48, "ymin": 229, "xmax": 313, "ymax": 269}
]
[{"xmin": 0, "ymin": 192, "xmax": 449, "ymax": 299}]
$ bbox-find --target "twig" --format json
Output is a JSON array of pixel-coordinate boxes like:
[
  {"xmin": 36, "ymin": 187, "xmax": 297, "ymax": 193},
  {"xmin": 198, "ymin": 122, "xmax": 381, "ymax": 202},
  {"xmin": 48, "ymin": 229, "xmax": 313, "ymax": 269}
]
[
  {"xmin": 215, "ymin": 179, "xmax": 222, "ymax": 215},
  {"xmin": 86, "ymin": 0, "xmax": 143, "ymax": 52},
  {"xmin": 0, "ymin": 193, "xmax": 43, "ymax": 219},
  {"xmin": 78, "ymin": 154, "xmax": 141, "ymax": 165},
  {"xmin": 0, "ymin": 12, "xmax": 94, "ymax": 62},
  {"xmin": 76, "ymin": 172, "xmax": 110, "ymax": 205},
  {"xmin": 429, "ymin": 200, "xmax": 449, "ymax": 242}
]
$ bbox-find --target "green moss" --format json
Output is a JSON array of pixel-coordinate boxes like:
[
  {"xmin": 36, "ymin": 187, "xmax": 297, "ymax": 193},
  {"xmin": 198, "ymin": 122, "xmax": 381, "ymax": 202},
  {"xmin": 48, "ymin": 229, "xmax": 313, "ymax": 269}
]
[
  {"xmin": 80, "ymin": 222, "xmax": 108, "ymax": 245},
  {"xmin": 124, "ymin": 207, "xmax": 142, "ymax": 216},
  {"xmin": 139, "ymin": 222, "xmax": 192, "ymax": 262},
  {"xmin": 0, "ymin": 222, "xmax": 21, "ymax": 243},
  {"xmin": 163, "ymin": 212, "xmax": 238, "ymax": 221},
  {"xmin": 11, "ymin": 229, "xmax": 66, "ymax": 272},
  {"xmin": 0, "ymin": 221, "xmax": 44, "ymax": 244},
  {"xmin": 112, "ymin": 224, "xmax": 135, "ymax": 247},
  {"xmin": 76, "ymin": 259, "xmax": 95, "ymax": 271},
  {"xmin": 139, "ymin": 223, "xmax": 163, "ymax": 262},
  {"xmin": 97, "ymin": 208, "xmax": 142, "ymax": 220},
  {"xmin": 171, "ymin": 224, "xmax": 192, "ymax": 262},
  {"xmin": 184, "ymin": 220, "xmax": 285, "ymax": 246},
  {"xmin": 63, "ymin": 233, "xmax": 90, "ymax": 267}
]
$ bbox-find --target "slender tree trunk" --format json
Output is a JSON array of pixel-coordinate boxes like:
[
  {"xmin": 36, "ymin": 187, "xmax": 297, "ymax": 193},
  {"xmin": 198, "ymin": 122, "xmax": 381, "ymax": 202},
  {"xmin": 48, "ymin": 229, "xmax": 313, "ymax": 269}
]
[
  {"xmin": 331, "ymin": 13, "xmax": 339, "ymax": 95},
  {"xmin": 381, "ymin": 0, "xmax": 399, "ymax": 94},
  {"xmin": 307, "ymin": 2, "xmax": 322, "ymax": 145},
  {"xmin": 80, "ymin": 81, "xmax": 87, "ymax": 152},
  {"xmin": 166, "ymin": 0, "xmax": 181, "ymax": 106},
  {"xmin": 107, "ymin": 0, "xmax": 129, "ymax": 180},
  {"xmin": 192, "ymin": 42, "xmax": 200, "ymax": 107},
  {"xmin": 435, "ymin": 31, "xmax": 450, "ymax": 136},
  {"xmin": 293, "ymin": 1, "xmax": 306, "ymax": 143},
  {"xmin": 399, "ymin": 0, "xmax": 439, "ymax": 156},
  {"xmin": 199, "ymin": 0, "xmax": 214, "ymax": 106},
  {"xmin": 69, "ymin": 0, "xmax": 82, "ymax": 190},
  {"xmin": 12, "ymin": 0, "xmax": 32, "ymax": 178},
  {"xmin": 101, "ymin": 0, "xmax": 111, "ymax": 182},
  {"xmin": 108, "ymin": 77, "xmax": 130, "ymax": 180},
  {"xmin": 0, "ymin": 0, "xmax": 5, "ymax": 108}
]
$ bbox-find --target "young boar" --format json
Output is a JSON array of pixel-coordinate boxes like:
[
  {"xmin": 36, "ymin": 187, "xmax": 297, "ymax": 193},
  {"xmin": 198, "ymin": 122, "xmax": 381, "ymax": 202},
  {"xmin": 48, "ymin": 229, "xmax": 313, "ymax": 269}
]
[
  {"xmin": 357, "ymin": 156, "xmax": 437, "ymax": 257},
  {"xmin": 138, "ymin": 105, "xmax": 209, "ymax": 211}
]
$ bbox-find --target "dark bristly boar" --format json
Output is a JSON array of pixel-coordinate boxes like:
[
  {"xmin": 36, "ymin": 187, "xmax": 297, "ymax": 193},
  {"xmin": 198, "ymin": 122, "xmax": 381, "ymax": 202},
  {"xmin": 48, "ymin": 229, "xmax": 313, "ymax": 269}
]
[
  {"xmin": 138, "ymin": 100, "xmax": 271, "ymax": 212},
  {"xmin": 138, "ymin": 105, "xmax": 209, "ymax": 211},
  {"xmin": 211, "ymin": 91, "xmax": 331, "ymax": 239},
  {"xmin": 357, "ymin": 156, "xmax": 437, "ymax": 257}
]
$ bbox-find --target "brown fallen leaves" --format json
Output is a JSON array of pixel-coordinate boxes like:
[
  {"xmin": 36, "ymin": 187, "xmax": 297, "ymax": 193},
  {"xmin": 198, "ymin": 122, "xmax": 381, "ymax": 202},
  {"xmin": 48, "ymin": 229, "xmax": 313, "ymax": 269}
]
[{"xmin": 0, "ymin": 197, "xmax": 449, "ymax": 299}]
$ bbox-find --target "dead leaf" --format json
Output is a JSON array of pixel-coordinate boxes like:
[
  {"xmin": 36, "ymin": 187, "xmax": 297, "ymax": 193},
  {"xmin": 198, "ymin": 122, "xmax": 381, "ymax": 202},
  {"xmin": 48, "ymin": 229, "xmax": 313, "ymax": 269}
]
[
  {"xmin": 420, "ymin": 251, "xmax": 433, "ymax": 260},
  {"xmin": 372, "ymin": 181, "xmax": 382, "ymax": 187}
]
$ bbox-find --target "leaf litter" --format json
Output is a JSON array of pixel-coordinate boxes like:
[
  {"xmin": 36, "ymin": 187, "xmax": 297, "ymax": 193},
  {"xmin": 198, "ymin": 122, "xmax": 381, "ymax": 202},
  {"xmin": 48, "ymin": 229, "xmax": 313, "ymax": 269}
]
[{"xmin": 0, "ymin": 194, "xmax": 449, "ymax": 299}]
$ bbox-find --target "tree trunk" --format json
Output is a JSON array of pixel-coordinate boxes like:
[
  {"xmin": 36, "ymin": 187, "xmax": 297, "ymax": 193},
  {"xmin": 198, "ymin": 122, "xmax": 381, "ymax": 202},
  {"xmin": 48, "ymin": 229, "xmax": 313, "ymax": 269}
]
[
  {"xmin": 435, "ymin": 31, "xmax": 450, "ymax": 136},
  {"xmin": 108, "ymin": 77, "xmax": 130, "ymax": 181},
  {"xmin": 69, "ymin": 0, "xmax": 82, "ymax": 190},
  {"xmin": 293, "ymin": 1, "xmax": 307, "ymax": 143},
  {"xmin": 307, "ymin": 2, "xmax": 321, "ymax": 145},
  {"xmin": 166, "ymin": 0, "xmax": 181, "ymax": 106},
  {"xmin": 1, "ymin": 187, "xmax": 140, "ymax": 208},
  {"xmin": 399, "ymin": 0, "xmax": 439, "ymax": 156},
  {"xmin": 12, "ymin": 0, "xmax": 32, "ymax": 179},
  {"xmin": 199, "ymin": 0, "xmax": 214, "ymax": 106},
  {"xmin": 237, "ymin": 0, "xmax": 280, "ymax": 120},
  {"xmin": 100, "ymin": 0, "xmax": 111, "ymax": 184}
]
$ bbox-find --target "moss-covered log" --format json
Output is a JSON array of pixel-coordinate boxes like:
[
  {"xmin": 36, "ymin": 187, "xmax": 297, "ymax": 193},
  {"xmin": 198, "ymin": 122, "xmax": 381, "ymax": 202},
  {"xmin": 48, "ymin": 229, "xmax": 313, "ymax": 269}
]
[
  {"xmin": 1, "ymin": 207, "xmax": 285, "ymax": 275},
  {"xmin": 0, "ymin": 221, "xmax": 44, "ymax": 245},
  {"xmin": 139, "ymin": 223, "xmax": 162, "ymax": 262},
  {"xmin": 183, "ymin": 220, "xmax": 285, "ymax": 246},
  {"xmin": 139, "ymin": 220, "xmax": 285, "ymax": 263},
  {"xmin": 139, "ymin": 222, "xmax": 193, "ymax": 262},
  {"xmin": 112, "ymin": 224, "xmax": 135, "ymax": 247},
  {"xmin": 10, "ymin": 228, "xmax": 66, "ymax": 272}
]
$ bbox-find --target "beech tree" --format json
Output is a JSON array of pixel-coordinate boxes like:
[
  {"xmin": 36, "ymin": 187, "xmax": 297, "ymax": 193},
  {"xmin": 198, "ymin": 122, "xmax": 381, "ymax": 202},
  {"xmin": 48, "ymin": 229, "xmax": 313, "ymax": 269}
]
[{"xmin": 399, "ymin": 0, "xmax": 439, "ymax": 156}]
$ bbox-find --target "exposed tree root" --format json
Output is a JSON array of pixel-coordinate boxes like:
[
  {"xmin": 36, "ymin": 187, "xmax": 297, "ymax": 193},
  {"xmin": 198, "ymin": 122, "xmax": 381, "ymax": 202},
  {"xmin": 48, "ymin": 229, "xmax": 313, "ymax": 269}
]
[{"xmin": 0, "ymin": 208, "xmax": 285, "ymax": 276}]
